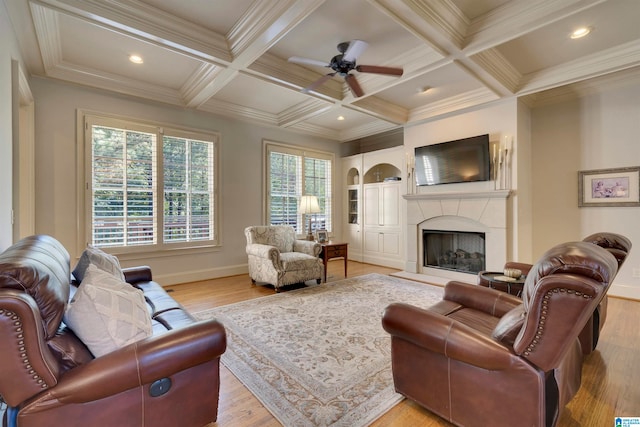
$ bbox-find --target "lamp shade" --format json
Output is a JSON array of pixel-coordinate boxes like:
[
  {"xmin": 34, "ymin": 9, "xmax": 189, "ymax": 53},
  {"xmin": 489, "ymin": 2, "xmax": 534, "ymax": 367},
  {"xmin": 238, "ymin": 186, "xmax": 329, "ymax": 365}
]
[{"xmin": 298, "ymin": 195, "xmax": 321, "ymax": 214}]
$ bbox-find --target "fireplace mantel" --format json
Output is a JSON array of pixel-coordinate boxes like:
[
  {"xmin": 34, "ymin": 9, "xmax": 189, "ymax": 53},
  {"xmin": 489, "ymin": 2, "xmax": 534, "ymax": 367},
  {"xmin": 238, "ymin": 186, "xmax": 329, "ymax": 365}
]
[
  {"xmin": 404, "ymin": 189, "xmax": 512, "ymax": 281},
  {"xmin": 403, "ymin": 190, "xmax": 511, "ymax": 201}
]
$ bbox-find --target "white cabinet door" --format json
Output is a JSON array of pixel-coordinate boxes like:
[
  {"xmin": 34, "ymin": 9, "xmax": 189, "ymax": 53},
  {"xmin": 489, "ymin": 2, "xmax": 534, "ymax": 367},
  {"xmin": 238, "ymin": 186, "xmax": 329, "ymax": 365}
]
[
  {"xmin": 364, "ymin": 183, "xmax": 399, "ymax": 226},
  {"xmin": 381, "ymin": 184, "xmax": 399, "ymax": 226},
  {"xmin": 364, "ymin": 186, "xmax": 380, "ymax": 226}
]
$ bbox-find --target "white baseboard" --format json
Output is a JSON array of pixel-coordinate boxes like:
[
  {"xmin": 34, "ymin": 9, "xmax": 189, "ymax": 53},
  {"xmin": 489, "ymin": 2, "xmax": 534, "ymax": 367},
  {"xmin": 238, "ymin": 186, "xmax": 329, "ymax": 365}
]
[
  {"xmin": 609, "ymin": 283, "xmax": 640, "ymax": 301},
  {"xmin": 155, "ymin": 263, "xmax": 249, "ymax": 286}
]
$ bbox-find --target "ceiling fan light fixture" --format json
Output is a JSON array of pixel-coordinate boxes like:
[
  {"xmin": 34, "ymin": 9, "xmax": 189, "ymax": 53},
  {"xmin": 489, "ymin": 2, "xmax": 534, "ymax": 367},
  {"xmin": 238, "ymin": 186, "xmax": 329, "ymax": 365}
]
[
  {"xmin": 570, "ymin": 27, "xmax": 592, "ymax": 39},
  {"xmin": 129, "ymin": 54, "xmax": 144, "ymax": 64}
]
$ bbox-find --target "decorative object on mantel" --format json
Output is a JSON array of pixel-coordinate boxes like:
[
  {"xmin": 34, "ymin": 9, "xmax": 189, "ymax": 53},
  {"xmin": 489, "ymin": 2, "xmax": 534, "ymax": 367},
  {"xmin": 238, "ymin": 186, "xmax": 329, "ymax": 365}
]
[
  {"xmin": 298, "ymin": 195, "xmax": 321, "ymax": 240},
  {"xmin": 494, "ymin": 135, "xmax": 513, "ymax": 190},
  {"xmin": 406, "ymin": 151, "xmax": 415, "ymax": 194},
  {"xmin": 578, "ymin": 166, "xmax": 640, "ymax": 207}
]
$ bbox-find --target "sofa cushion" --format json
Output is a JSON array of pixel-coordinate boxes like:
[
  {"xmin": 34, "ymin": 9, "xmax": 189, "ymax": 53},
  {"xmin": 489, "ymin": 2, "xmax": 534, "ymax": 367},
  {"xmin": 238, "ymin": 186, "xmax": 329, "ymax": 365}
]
[
  {"xmin": 73, "ymin": 245, "xmax": 125, "ymax": 282},
  {"xmin": 280, "ymin": 252, "xmax": 320, "ymax": 271},
  {"xmin": 64, "ymin": 264, "xmax": 152, "ymax": 357}
]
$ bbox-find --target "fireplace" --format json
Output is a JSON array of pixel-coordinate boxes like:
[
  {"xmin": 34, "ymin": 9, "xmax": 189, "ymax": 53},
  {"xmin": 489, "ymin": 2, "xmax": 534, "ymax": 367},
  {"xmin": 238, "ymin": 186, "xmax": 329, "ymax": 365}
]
[
  {"xmin": 423, "ymin": 230, "xmax": 485, "ymax": 274},
  {"xmin": 403, "ymin": 190, "xmax": 511, "ymax": 281}
]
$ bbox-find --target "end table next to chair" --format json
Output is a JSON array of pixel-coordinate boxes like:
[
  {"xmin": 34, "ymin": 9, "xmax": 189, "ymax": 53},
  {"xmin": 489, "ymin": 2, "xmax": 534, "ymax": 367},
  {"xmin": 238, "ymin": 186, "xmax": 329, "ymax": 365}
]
[{"xmin": 319, "ymin": 241, "xmax": 348, "ymax": 283}]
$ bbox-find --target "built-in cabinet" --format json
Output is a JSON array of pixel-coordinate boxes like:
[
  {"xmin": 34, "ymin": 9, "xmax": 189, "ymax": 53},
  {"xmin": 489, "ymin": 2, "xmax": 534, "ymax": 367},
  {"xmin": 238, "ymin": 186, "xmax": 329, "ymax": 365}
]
[{"xmin": 342, "ymin": 146, "xmax": 404, "ymax": 268}]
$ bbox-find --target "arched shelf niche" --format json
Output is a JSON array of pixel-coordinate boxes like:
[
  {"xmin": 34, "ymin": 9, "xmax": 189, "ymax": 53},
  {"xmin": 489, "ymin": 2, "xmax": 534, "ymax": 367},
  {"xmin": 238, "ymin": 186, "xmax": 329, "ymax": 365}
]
[
  {"xmin": 363, "ymin": 163, "xmax": 401, "ymax": 184},
  {"xmin": 346, "ymin": 167, "xmax": 360, "ymax": 186}
]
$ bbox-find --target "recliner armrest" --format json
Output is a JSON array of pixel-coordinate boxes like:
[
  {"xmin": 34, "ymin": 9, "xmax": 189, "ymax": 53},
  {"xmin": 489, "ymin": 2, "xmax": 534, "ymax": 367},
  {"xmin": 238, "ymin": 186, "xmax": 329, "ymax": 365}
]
[
  {"xmin": 43, "ymin": 319, "xmax": 226, "ymax": 403},
  {"xmin": 122, "ymin": 266, "xmax": 152, "ymax": 284},
  {"xmin": 444, "ymin": 281, "xmax": 522, "ymax": 317},
  {"xmin": 382, "ymin": 303, "xmax": 515, "ymax": 370}
]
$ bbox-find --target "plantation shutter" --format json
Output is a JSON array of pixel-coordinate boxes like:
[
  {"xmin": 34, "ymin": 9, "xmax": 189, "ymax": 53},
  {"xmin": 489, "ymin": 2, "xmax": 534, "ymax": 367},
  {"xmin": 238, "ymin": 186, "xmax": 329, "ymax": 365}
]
[
  {"xmin": 163, "ymin": 134, "xmax": 215, "ymax": 243},
  {"xmin": 266, "ymin": 143, "xmax": 333, "ymax": 235},
  {"xmin": 90, "ymin": 124, "xmax": 157, "ymax": 248}
]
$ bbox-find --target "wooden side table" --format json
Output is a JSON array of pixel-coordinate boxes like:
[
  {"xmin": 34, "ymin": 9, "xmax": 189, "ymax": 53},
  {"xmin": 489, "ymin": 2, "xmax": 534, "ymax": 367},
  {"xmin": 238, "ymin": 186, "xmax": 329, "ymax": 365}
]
[
  {"xmin": 478, "ymin": 272, "xmax": 526, "ymax": 297},
  {"xmin": 319, "ymin": 241, "xmax": 348, "ymax": 283}
]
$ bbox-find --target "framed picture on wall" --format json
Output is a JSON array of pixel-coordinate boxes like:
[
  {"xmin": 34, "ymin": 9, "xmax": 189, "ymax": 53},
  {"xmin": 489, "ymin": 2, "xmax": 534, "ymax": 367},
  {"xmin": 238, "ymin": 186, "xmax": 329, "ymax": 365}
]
[{"xmin": 578, "ymin": 166, "xmax": 640, "ymax": 207}]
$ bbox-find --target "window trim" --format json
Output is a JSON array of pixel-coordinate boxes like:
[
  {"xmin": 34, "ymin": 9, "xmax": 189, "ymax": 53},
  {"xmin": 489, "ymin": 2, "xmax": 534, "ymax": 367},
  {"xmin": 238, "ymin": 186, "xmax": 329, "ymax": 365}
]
[
  {"xmin": 263, "ymin": 140, "xmax": 334, "ymax": 238},
  {"xmin": 77, "ymin": 110, "xmax": 221, "ymax": 256}
]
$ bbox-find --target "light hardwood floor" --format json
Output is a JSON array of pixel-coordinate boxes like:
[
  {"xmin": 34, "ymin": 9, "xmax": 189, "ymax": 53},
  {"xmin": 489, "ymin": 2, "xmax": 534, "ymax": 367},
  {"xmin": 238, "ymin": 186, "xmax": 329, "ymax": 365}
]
[{"xmin": 166, "ymin": 260, "xmax": 640, "ymax": 427}]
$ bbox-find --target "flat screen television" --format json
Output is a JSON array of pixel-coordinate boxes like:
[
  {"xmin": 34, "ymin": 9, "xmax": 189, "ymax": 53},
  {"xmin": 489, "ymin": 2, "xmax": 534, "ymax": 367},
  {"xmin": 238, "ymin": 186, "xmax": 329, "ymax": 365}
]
[{"xmin": 414, "ymin": 134, "xmax": 490, "ymax": 186}]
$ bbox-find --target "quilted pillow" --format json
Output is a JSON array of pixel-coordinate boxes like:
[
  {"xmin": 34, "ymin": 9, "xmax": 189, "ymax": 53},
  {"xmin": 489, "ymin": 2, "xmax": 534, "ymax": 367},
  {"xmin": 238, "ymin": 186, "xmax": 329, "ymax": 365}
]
[
  {"xmin": 73, "ymin": 245, "xmax": 126, "ymax": 282},
  {"xmin": 63, "ymin": 264, "xmax": 152, "ymax": 357}
]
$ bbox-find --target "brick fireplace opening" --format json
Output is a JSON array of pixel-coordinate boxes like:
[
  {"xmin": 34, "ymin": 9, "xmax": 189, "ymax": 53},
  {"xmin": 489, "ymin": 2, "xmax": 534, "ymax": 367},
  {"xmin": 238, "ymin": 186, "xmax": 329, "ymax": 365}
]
[{"xmin": 423, "ymin": 230, "xmax": 485, "ymax": 274}]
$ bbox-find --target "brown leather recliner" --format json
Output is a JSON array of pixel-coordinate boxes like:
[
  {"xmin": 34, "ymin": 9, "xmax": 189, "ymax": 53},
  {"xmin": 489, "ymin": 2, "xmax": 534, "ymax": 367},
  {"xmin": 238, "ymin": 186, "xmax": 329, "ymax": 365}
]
[
  {"xmin": 477, "ymin": 232, "xmax": 631, "ymax": 354},
  {"xmin": 0, "ymin": 235, "xmax": 226, "ymax": 427},
  {"xmin": 382, "ymin": 240, "xmax": 620, "ymax": 427}
]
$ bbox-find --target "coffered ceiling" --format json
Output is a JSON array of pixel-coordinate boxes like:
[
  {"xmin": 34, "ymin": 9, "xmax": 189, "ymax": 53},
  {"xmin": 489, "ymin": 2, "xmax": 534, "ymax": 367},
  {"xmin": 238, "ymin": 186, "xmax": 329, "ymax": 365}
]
[{"xmin": 6, "ymin": 0, "xmax": 640, "ymax": 141}]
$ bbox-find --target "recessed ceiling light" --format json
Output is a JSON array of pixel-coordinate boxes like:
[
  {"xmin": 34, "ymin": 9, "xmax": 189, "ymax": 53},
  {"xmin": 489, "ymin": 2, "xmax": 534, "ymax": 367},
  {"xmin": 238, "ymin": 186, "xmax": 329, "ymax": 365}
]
[
  {"xmin": 337, "ymin": 116, "xmax": 345, "ymax": 121},
  {"xmin": 570, "ymin": 27, "xmax": 592, "ymax": 39},
  {"xmin": 129, "ymin": 54, "xmax": 144, "ymax": 64}
]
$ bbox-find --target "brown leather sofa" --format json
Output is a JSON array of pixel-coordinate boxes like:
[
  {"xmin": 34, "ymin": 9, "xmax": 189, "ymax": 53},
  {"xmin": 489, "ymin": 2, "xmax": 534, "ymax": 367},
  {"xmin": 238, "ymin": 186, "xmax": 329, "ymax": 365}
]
[
  {"xmin": 477, "ymin": 232, "xmax": 631, "ymax": 353},
  {"xmin": 382, "ymin": 240, "xmax": 620, "ymax": 427},
  {"xmin": 0, "ymin": 235, "xmax": 226, "ymax": 427}
]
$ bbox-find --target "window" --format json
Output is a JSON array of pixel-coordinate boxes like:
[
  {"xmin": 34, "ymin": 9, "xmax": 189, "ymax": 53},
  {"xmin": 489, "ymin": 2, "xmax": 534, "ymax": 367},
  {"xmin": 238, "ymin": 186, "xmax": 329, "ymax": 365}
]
[
  {"xmin": 85, "ymin": 114, "xmax": 218, "ymax": 250},
  {"xmin": 265, "ymin": 142, "xmax": 333, "ymax": 234}
]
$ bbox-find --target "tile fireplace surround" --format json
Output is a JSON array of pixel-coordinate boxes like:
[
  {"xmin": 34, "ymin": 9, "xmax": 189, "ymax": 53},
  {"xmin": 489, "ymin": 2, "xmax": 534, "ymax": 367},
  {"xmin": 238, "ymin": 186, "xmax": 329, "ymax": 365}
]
[{"xmin": 403, "ymin": 190, "xmax": 511, "ymax": 282}]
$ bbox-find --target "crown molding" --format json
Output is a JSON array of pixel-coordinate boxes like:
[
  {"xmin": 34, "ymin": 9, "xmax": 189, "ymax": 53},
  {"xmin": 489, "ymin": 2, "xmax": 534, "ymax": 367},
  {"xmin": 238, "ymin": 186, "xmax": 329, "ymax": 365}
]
[
  {"xmin": 197, "ymin": 97, "xmax": 278, "ymax": 128},
  {"xmin": 471, "ymin": 48, "xmax": 522, "ymax": 93},
  {"xmin": 180, "ymin": 64, "xmax": 225, "ymax": 107},
  {"xmin": 464, "ymin": 0, "xmax": 606, "ymax": 54},
  {"xmin": 47, "ymin": 61, "xmax": 184, "ymax": 105},
  {"xmin": 350, "ymin": 97, "xmax": 408, "ymax": 125},
  {"xmin": 518, "ymin": 40, "xmax": 640, "ymax": 95},
  {"xmin": 29, "ymin": 3, "xmax": 62, "ymax": 72},
  {"xmin": 408, "ymin": 87, "xmax": 498, "ymax": 123},
  {"xmin": 278, "ymin": 99, "xmax": 333, "ymax": 127},
  {"xmin": 337, "ymin": 120, "xmax": 399, "ymax": 142}
]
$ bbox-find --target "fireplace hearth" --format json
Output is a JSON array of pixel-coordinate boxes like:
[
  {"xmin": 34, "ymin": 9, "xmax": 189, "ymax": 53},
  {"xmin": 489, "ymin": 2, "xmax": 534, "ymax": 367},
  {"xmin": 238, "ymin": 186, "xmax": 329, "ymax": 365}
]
[{"xmin": 423, "ymin": 230, "xmax": 485, "ymax": 274}]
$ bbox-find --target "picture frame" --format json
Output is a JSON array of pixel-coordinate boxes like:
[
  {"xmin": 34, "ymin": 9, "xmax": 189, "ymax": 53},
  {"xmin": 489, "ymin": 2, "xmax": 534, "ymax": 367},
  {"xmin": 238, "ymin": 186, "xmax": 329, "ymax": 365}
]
[
  {"xmin": 578, "ymin": 166, "xmax": 640, "ymax": 207},
  {"xmin": 316, "ymin": 229, "xmax": 328, "ymax": 243}
]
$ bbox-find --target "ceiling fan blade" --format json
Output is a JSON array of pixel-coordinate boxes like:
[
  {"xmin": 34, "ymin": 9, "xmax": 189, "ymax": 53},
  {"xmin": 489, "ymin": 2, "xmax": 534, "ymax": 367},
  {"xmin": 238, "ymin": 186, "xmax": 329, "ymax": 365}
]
[
  {"xmin": 356, "ymin": 65, "xmax": 403, "ymax": 76},
  {"xmin": 302, "ymin": 73, "xmax": 336, "ymax": 93},
  {"xmin": 345, "ymin": 74, "xmax": 364, "ymax": 98},
  {"xmin": 343, "ymin": 40, "xmax": 368, "ymax": 62},
  {"xmin": 288, "ymin": 56, "xmax": 330, "ymax": 68}
]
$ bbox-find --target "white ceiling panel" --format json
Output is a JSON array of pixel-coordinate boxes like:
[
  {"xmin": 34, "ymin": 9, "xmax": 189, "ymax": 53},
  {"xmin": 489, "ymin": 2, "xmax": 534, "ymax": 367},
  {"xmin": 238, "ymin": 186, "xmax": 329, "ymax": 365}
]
[
  {"xmin": 496, "ymin": 0, "xmax": 640, "ymax": 74},
  {"xmin": 139, "ymin": 0, "xmax": 255, "ymax": 35},
  {"xmin": 209, "ymin": 73, "xmax": 313, "ymax": 114},
  {"xmin": 59, "ymin": 14, "xmax": 203, "ymax": 89}
]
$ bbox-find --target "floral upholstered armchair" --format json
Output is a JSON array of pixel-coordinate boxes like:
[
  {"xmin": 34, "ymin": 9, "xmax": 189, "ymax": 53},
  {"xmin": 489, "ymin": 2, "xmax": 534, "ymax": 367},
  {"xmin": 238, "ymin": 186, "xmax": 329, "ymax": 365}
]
[{"xmin": 245, "ymin": 225, "xmax": 323, "ymax": 291}]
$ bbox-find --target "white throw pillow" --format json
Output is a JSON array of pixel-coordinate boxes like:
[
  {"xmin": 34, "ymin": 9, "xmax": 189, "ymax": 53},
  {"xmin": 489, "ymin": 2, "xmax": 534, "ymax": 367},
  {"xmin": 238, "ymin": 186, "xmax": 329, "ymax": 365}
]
[
  {"xmin": 73, "ymin": 245, "xmax": 126, "ymax": 282},
  {"xmin": 64, "ymin": 264, "xmax": 152, "ymax": 357}
]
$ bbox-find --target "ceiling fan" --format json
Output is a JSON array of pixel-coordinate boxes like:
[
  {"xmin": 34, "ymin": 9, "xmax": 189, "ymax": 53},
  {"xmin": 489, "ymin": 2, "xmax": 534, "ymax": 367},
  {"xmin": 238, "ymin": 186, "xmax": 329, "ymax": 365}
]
[{"xmin": 288, "ymin": 40, "xmax": 403, "ymax": 98}]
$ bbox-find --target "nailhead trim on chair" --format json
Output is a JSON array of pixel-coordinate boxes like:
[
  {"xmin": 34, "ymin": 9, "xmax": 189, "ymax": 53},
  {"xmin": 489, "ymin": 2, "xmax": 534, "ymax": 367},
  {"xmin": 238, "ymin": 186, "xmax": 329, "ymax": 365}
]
[
  {"xmin": 523, "ymin": 288, "xmax": 593, "ymax": 356},
  {"xmin": 1, "ymin": 309, "xmax": 47, "ymax": 389}
]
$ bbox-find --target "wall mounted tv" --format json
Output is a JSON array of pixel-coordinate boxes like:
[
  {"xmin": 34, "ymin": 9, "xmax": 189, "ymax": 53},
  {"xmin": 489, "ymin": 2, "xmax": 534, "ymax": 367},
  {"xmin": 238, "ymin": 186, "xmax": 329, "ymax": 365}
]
[{"xmin": 414, "ymin": 134, "xmax": 490, "ymax": 186}]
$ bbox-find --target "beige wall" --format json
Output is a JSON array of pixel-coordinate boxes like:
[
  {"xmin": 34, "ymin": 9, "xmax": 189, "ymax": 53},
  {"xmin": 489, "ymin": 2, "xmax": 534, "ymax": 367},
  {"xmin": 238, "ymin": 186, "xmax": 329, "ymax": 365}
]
[
  {"xmin": 30, "ymin": 77, "xmax": 342, "ymax": 285},
  {"xmin": 531, "ymin": 75, "xmax": 640, "ymax": 298}
]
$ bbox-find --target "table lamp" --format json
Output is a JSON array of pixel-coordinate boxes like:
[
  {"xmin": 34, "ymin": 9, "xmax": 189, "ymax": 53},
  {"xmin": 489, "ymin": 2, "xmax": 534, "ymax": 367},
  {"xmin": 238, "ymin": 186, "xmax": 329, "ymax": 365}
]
[{"xmin": 298, "ymin": 195, "xmax": 321, "ymax": 241}]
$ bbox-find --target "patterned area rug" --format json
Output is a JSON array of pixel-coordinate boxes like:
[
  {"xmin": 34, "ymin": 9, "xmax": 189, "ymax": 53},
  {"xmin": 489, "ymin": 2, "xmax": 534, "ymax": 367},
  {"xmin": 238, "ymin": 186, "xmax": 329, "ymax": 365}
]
[{"xmin": 195, "ymin": 273, "xmax": 444, "ymax": 427}]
